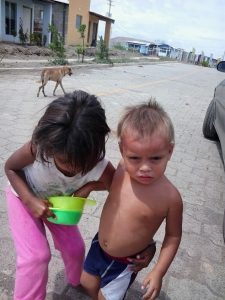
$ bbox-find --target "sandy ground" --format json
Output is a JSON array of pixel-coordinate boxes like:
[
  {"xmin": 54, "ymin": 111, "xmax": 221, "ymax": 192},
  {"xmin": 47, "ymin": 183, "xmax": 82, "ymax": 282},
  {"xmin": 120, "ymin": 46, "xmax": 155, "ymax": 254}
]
[{"xmin": 0, "ymin": 41, "xmax": 160, "ymax": 69}]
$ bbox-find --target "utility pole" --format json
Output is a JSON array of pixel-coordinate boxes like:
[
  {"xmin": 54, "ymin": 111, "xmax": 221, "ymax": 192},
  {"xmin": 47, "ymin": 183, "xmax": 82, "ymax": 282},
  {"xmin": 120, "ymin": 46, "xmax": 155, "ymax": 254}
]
[{"xmin": 107, "ymin": 0, "xmax": 114, "ymax": 17}]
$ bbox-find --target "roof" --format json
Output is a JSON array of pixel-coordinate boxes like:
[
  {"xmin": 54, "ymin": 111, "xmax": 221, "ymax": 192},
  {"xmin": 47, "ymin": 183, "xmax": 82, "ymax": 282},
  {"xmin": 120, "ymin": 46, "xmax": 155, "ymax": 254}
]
[
  {"xmin": 89, "ymin": 11, "xmax": 115, "ymax": 23},
  {"xmin": 156, "ymin": 43, "xmax": 172, "ymax": 48},
  {"xmin": 53, "ymin": 0, "xmax": 69, "ymax": 4},
  {"xmin": 41, "ymin": 0, "xmax": 55, "ymax": 3},
  {"xmin": 127, "ymin": 41, "xmax": 156, "ymax": 46},
  {"xmin": 127, "ymin": 40, "xmax": 146, "ymax": 44}
]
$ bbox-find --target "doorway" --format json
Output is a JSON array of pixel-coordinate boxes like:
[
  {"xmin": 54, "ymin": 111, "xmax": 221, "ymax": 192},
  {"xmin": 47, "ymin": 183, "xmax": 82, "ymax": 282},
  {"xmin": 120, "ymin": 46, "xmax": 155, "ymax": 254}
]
[
  {"xmin": 91, "ymin": 22, "xmax": 98, "ymax": 46},
  {"xmin": 22, "ymin": 6, "xmax": 32, "ymax": 37}
]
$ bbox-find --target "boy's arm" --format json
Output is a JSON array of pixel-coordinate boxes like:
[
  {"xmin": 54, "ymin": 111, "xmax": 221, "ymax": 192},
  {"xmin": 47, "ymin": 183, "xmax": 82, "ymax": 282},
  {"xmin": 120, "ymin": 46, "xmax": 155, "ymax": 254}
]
[
  {"xmin": 72, "ymin": 161, "xmax": 115, "ymax": 198},
  {"xmin": 142, "ymin": 193, "xmax": 183, "ymax": 300}
]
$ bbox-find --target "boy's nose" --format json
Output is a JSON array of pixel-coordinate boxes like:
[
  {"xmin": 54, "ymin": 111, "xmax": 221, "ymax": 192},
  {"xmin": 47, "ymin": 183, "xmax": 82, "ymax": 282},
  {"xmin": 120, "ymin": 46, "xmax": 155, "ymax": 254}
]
[{"xmin": 139, "ymin": 162, "xmax": 152, "ymax": 172}]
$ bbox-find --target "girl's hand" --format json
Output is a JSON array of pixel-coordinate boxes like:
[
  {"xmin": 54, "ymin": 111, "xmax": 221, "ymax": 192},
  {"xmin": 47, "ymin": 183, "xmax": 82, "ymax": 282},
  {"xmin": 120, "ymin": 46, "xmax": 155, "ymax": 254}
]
[
  {"xmin": 141, "ymin": 270, "xmax": 162, "ymax": 300},
  {"xmin": 128, "ymin": 243, "xmax": 156, "ymax": 273},
  {"xmin": 26, "ymin": 197, "xmax": 55, "ymax": 219}
]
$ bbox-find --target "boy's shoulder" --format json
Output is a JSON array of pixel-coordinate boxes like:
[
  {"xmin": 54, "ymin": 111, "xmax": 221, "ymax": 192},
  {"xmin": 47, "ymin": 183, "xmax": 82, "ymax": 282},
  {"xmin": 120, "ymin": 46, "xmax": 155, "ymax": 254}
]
[
  {"xmin": 114, "ymin": 160, "xmax": 126, "ymax": 175},
  {"xmin": 164, "ymin": 176, "xmax": 182, "ymax": 202},
  {"xmin": 148, "ymin": 175, "xmax": 182, "ymax": 213},
  {"xmin": 163, "ymin": 177, "xmax": 183, "ymax": 216}
]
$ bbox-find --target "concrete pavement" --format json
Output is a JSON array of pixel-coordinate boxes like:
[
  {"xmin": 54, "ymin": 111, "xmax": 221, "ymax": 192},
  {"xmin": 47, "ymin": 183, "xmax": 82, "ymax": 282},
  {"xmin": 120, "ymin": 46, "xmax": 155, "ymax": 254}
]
[{"xmin": 0, "ymin": 60, "xmax": 225, "ymax": 300}]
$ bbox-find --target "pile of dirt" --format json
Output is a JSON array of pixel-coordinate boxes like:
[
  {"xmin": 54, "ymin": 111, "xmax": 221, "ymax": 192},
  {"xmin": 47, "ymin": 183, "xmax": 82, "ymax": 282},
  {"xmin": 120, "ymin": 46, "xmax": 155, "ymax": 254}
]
[
  {"xmin": 0, "ymin": 42, "xmax": 52, "ymax": 57},
  {"xmin": 0, "ymin": 42, "xmax": 142, "ymax": 59},
  {"xmin": 0, "ymin": 42, "xmax": 154, "ymax": 70}
]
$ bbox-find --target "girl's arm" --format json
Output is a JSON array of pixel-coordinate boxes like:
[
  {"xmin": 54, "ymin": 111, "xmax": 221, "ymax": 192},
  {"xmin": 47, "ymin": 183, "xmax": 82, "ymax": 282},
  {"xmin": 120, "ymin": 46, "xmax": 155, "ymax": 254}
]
[
  {"xmin": 73, "ymin": 161, "xmax": 115, "ymax": 198},
  {"xmin": 5, "ymin": 142, "xmax": 54, "ymax": 218}
]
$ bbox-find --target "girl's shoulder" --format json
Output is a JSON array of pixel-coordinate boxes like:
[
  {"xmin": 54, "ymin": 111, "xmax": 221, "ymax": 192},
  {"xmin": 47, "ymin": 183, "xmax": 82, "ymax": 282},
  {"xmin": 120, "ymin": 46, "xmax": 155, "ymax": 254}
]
[{"xmin": 84, "ymin": 158, "xmax": 109, "ymax": 180}]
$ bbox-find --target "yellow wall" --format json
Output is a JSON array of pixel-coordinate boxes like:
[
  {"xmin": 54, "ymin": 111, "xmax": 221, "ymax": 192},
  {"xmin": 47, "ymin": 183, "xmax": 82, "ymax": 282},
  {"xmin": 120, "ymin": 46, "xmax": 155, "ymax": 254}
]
[{"xmin": 66, "ymin": 0, "xmax": 90, "ymax": 45}]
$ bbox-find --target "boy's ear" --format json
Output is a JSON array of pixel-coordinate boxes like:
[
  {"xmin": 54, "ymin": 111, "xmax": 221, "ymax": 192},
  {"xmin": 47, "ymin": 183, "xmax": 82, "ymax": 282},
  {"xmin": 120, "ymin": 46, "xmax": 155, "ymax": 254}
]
[
  {"xmin": 168, "ymin": 143, "xmax": 174, "ymax": 159},
  {"xmin": 118, "ymin": 141, "xmax": 123, "ymax": 155}
]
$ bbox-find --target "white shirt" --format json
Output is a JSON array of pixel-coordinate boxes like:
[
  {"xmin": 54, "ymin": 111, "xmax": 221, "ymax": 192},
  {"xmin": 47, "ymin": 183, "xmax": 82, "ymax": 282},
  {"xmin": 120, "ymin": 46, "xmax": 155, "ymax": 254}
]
[{"xmin": 21, "ymin": 156, "xmax": 108, "ymax": 199}]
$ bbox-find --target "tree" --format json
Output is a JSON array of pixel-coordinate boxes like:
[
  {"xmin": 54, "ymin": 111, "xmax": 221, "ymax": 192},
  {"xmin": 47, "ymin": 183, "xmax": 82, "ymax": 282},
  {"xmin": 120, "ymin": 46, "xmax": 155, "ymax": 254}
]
[
  {"xmin": 77, "ymin": 24, "xmax": 86, "ymax": 63},
  {"xmin": 95, "ymin": 36, "xmax": 110, "ymax": 63}
]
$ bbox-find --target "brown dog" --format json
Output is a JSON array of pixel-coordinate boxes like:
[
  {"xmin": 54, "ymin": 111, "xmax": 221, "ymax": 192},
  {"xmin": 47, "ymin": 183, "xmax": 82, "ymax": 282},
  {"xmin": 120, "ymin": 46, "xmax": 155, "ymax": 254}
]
[{"xmin": 37, "ymin": 66, "xmax": 72, "ymax": 97}]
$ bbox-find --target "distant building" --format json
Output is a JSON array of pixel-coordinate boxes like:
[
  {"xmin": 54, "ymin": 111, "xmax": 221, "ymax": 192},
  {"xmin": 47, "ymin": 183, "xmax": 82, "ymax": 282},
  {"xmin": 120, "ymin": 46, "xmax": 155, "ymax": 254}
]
[
  {"xmin": 140, "ymin": 43, "xmax": 157, "ymax": 55},
  {"xmin": 155, "ymin": 43, "xmax": 173, "ymax": 57},
  {"xmin": 123, "ymin": 40, "xmax": 175, "ymax": 57},
  {"xmin": 170, "ymin": 48, "xmax": 184, "ymax": 60},
  {"xmin": 0, "ymin": 0, "xmax": 114, "ymax": 47},
  {"xmin": 125, "ymin": 40, "xmax": 158, "ymax": 55},
  {"xmin": 125, "ymin": 40, "xmax": 147, "ymax": 52}
]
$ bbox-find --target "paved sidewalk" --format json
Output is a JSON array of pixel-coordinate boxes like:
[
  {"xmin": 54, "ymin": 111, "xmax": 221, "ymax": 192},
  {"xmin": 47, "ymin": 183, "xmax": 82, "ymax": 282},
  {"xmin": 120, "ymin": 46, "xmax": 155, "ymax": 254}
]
[{"xmin": 0, "ymin": 61, "xmax": 225, "ymax": 300}]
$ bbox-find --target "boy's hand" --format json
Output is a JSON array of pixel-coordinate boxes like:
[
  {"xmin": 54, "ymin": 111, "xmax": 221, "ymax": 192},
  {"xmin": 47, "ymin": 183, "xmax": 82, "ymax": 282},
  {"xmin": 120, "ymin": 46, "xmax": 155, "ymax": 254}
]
[
  {"xmin": 72, "ymin": 181, "xmax": 99, "ymax": 198},
  {"xmin": 128, "ymin": 243, "xmax": 156, "ymax": 273},
  {"xmin": 141, "ymin": 270, "xmax": 162, "ymax": 299},
  {"xmin": 72, "ymin": 184, "xmax": 92, "ymax": 198}
]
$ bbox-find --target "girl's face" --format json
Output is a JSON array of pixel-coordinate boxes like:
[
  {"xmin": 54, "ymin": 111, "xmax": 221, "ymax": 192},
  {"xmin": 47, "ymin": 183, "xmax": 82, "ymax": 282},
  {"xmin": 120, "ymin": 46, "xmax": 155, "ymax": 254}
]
[
  {"xmin": 119, "ymin": 130, "xmax": 173, "ymax": 185},
  {"xmin": 53, "ymin": 154, "xmax": 80, "ymax": 177}
]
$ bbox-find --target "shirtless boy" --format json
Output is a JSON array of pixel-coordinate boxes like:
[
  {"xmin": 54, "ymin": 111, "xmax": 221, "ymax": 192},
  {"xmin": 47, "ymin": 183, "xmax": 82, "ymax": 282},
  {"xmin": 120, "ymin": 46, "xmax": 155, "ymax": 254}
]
[{"xmin": 81, "ymin": 99, "xmax": 183, "ymax": 300}]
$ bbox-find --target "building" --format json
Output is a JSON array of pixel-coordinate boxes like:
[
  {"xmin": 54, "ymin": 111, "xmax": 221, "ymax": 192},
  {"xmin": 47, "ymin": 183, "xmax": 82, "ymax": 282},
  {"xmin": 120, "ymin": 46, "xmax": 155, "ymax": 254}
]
[
  {"xmin": 0, "ymin": 0, "xmax": 114, "ymax": 47},
  {"xmin": 155, "ymin": 43, "xmax": 173, "ymax": 57},
  {"xmin": 125, "ymin": 40, "xmax": 147, "ymax": 52}
]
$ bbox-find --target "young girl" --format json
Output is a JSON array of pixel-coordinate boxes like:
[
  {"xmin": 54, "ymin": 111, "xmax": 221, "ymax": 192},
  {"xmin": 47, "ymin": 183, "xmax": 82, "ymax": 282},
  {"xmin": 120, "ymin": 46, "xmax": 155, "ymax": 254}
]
[{"xmin": 4, "ymin": 90, "xmax": 115, "ymax": 300}]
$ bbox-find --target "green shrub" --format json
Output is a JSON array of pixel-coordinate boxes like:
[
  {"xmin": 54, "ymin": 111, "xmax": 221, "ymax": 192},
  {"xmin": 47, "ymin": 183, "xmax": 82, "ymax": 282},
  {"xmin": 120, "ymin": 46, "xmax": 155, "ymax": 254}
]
[
  {"xmin": 95, "ymin": 36, "xmax": 112, "ymax": 64},
  {"xmin": 48, "ymin": 24, "xmax": 67, "ymax": 65},
  {"xmin": 19, "ymin": 19, "xmax": 28, "ymax": 45},
  {"xmin": 75, "ymin": 45, "xmax": 85, "ymax": 62},
  {"xmin": 113, "ymin": 43, "xmax": 126, "ymax": 51},
  {"xmin": 30, "ymin": 33, "xmax": 42, "ymax": 46},
  {"xmin": 202, "ymin": 61, "xmax": 209, "ymax": 67}
]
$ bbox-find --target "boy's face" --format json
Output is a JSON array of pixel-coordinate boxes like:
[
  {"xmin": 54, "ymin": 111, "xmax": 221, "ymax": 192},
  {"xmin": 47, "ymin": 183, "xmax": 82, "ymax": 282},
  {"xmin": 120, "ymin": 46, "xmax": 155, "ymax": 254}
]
[{"xmin": 119, "ymin": 130, "xmax": 173, "ymax": 185}]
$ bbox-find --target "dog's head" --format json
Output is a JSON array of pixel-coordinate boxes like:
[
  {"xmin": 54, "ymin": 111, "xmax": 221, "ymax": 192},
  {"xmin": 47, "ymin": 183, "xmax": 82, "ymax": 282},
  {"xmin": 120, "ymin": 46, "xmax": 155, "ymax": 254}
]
[{"xmin": 63, "ymin": 66, "xmax": 73, "ymax": 76}]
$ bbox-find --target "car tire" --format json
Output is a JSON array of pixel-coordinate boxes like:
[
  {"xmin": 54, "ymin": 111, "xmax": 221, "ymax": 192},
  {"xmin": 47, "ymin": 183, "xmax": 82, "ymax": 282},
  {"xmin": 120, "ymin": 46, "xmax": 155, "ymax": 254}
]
[
  {"xmin": 202, "ymin": 100, "xmax": 218, "ymax": 140},
  {"xmin": 223, "ymin": 210, "xmax": 225, "ymax": 243}
]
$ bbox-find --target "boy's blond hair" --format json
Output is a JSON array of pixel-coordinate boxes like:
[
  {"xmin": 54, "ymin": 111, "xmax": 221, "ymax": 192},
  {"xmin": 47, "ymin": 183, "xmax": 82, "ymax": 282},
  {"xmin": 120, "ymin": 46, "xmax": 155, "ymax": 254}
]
[{"xmin": 117, "ymin": 98, "xmax": 175, "ymax": 144}]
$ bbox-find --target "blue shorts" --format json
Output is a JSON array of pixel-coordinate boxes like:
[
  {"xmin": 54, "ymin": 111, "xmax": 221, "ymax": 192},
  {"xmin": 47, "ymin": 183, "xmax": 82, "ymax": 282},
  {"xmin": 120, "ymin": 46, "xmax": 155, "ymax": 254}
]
[{"xmin": 84, "ymin": 234, "xmax": 155, "ymax": 300}]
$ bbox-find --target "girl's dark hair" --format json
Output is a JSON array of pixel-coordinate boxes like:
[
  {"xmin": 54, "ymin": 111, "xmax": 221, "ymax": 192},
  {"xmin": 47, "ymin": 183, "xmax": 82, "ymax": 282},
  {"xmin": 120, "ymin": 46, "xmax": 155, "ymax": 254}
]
[{"xmin": 31, "ymin": 90, "xmax": 110, "ymax": 174}]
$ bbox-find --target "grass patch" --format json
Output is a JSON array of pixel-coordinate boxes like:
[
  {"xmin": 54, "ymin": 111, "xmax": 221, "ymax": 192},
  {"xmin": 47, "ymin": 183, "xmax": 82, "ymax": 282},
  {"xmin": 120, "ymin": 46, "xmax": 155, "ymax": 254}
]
[{"xmin": 48, "ymin": 58, "xmax": 69, "ymax": 65}]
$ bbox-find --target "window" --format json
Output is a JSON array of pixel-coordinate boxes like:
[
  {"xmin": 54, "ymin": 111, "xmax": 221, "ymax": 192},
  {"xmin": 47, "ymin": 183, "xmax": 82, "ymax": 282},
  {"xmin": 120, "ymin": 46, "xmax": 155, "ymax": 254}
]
[
  {"xmin": 40, "ymin": 10, "xmax": 43, "ymax": 20},
  {"xmin": 75, "ymin": 15, "xmax": 82, "ymax": 29},
  {"xmin": 5, "ymin": 1, "xmax": 17, "ymax": 35}
]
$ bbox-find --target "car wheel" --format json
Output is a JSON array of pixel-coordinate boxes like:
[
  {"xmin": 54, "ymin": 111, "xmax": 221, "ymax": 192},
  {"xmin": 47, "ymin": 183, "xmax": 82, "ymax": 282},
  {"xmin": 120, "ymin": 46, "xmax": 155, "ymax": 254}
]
[{"xmin": 202, "ymin": 100, "xmax": 218, "ymax": 140}]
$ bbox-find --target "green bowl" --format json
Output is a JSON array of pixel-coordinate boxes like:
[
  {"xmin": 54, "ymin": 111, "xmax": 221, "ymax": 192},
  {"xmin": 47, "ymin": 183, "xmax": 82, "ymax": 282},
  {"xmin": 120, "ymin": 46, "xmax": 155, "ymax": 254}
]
[
  {"xmin": 48, "ymin": 196, "xmax": 96, "ymax": 211},
  {"xmin": 47, "ymin": 208, "xmax": 82, "ymax": 225}
]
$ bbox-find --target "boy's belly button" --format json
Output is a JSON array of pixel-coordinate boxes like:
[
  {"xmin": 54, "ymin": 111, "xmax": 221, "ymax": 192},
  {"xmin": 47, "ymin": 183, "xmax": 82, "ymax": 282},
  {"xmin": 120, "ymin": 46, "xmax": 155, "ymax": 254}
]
[{"xmin": 103, "ymin": 240, "xmax": 108, "ymax": 247}]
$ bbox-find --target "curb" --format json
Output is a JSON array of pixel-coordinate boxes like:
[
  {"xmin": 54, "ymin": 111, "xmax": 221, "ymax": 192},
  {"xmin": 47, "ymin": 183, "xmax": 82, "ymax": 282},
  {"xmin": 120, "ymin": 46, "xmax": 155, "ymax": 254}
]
[{"xmin": 0, "ymin": 60, "xmax": 176, "ymax": 71}]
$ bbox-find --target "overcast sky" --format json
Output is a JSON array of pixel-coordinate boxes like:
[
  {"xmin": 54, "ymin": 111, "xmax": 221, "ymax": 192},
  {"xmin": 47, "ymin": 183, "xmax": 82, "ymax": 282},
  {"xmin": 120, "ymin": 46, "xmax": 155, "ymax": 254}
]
[{"xmin": 90, "ymin": 0, "xmax": 225, "ymax": 58}]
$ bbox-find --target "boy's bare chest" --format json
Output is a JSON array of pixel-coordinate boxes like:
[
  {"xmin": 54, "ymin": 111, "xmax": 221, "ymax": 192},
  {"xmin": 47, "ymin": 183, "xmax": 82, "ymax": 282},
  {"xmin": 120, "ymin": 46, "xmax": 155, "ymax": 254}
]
[
  {"xmin": 99, "ymin": 185, "xmax": 166, "ymax": 256},
  {"xmin": 103, "ymin": 180, "xmax": 167, "ymax": 228}
]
